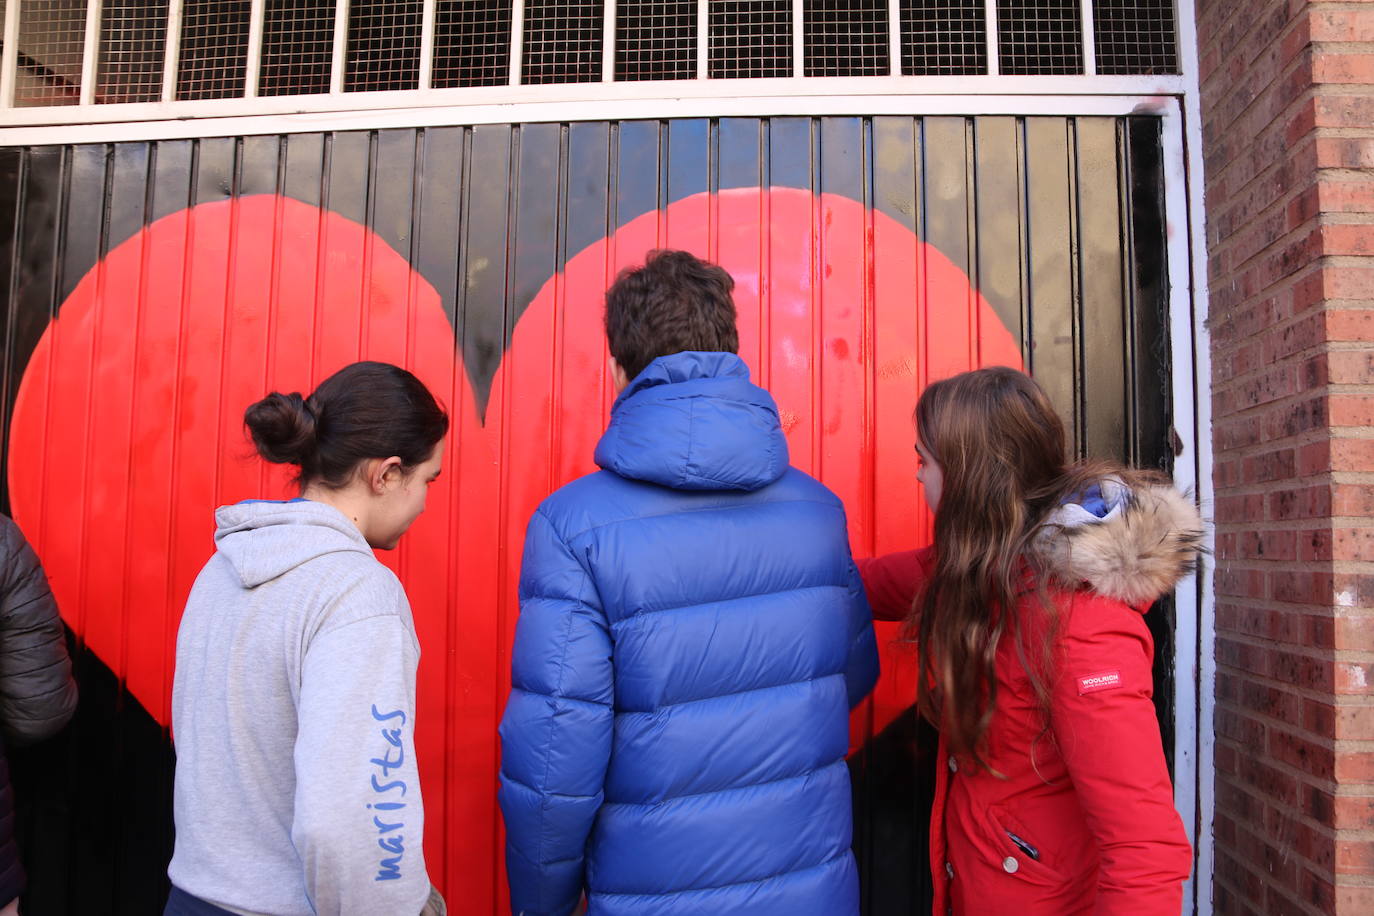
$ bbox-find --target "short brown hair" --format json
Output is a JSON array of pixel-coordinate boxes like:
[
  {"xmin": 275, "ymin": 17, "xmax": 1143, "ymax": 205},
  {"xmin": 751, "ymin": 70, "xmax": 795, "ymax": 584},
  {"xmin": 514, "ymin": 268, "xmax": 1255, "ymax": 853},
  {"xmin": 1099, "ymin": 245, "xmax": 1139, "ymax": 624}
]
[{"xmin": 604, "ymin": 250, "xmax": 739, "ymax": 382}]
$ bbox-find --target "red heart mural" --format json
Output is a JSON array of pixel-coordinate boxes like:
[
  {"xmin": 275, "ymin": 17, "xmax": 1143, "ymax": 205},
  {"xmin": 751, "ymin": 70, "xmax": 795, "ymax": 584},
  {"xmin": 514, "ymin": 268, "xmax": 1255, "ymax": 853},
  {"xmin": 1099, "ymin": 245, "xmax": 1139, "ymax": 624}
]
[{"xmin": 6, "ymin": 185, "xmax": 1018, "ymax": 910}]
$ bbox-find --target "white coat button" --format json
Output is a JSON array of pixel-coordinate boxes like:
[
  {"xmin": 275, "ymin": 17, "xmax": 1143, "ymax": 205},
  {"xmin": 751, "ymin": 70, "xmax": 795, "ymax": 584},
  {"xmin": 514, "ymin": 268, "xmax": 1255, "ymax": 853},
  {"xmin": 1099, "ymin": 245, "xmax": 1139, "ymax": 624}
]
[
  {"xmin": 947, "ymin": 755, "xmax": 958, "ymax": 773},
  {"xmin": 1003, "ymin": 856, "xmax": 1019, "ymax": 874},
  {"xmin": 945, "ymin": 862, "xmax": 954, "ymax": 879}
]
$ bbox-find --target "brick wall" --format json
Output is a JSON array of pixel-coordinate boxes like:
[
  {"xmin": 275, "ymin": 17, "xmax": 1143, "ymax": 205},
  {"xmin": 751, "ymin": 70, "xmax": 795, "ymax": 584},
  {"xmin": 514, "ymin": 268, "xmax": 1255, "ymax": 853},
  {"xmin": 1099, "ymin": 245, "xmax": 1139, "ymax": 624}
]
[{"xmin": 1197, "ymin": 0, "xmax": 1374, "ymax": 912}]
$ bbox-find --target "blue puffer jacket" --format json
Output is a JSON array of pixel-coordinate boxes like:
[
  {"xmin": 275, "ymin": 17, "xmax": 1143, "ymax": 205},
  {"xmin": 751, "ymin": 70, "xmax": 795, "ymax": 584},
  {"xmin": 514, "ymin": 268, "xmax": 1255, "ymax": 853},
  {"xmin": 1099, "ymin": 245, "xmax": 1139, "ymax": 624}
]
[{"xmin": 499, "ymin": 351, "xmax": 880, "ymax": 916}]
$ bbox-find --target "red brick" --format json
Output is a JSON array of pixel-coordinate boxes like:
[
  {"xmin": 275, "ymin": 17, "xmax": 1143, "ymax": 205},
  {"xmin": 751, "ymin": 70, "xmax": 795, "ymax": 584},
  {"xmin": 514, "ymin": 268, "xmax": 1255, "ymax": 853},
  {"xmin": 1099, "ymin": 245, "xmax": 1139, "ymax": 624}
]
[
  {"xmin": 1329, "ymin": 439, "xmax": 1374, "ymax": 473},
  {"xmin": 1315, "ymin": 137, "xmax": 1374, "ymax": 169},
  {"xmin": 1317, "ymin": 176, "xmax": 1374, "ymax": 214},
  {"xmin": 1308, "ymin": 8, "xmax": 1374, "ymax": 44},
  {"xmin": 1336, "ymin": 751, "xmax": 1374, "ymax": 783},
  {"xmin": 1335, "ymin": 883, "xmax": 1374, "ymax": 911},
  {"xmin": 1320, "ymin": 223, "xmax": 1374, "ymax": 257},
  {"xmin": 1335, "ymin": 661, "xmax": 1374, "ymax": 696},
  {"xmin": 1333, "ymin": 574, "xmax": 1374, "ymax": 609},
  {"xmin": 1327, "ymin": 350, "xmax": 1374, "ymax": 385},
  {"xmin": 1273, "ymin": 569, "xmax": 1336, "ymax": 605},
  {"xmin": 1324, "ymin": 271, "xmax": 1374, "ymax": 301},
  {"xmin": 1312, "ymin": 51, "xmax": 1374, "ymax": 84},
  {"xmin": 1272, "ymin": 485, "xmax": 1332, "ymax": 520},
  {"xmin": 1329, "ymin": 394, "xmax": 1374, "ymax": 426},
  {"xmin": 1336, "ymin": 615, "xmax": 1374, "ymax": 650},
  {"xmin": 1337, "ymin": 838, "xmax": 1374, "ymax": 875}
]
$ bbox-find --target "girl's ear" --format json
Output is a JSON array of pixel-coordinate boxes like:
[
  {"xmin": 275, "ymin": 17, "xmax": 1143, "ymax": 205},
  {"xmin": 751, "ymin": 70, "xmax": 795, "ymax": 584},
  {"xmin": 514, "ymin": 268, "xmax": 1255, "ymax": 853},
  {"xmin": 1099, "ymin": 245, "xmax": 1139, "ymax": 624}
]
[{"xmin": 366, "ymin": 456, "xmax": 405, "ymax": 493}]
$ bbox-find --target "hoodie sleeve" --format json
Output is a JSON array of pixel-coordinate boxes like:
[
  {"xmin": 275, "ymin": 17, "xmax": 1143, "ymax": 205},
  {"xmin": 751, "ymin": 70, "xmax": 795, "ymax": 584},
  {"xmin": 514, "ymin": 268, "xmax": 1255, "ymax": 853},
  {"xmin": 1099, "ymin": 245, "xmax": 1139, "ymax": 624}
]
[
  {"xmin": 0, "ymin": 515, "xmax": 77, "ymax": 746},
  {"xmin": 1051, "ymin": 592, "xmax": 1192, "ymax": 915},
  {"xmin": 842, "ymin": 557, "xmax": 880, "ymax": 708},
  {"xmin": 499, "ymin": 508, "xmax": 613, "ymax": 916},
  {"xmin": 291, "ymin": 605, "xmax": 430, "ymax": 916}
]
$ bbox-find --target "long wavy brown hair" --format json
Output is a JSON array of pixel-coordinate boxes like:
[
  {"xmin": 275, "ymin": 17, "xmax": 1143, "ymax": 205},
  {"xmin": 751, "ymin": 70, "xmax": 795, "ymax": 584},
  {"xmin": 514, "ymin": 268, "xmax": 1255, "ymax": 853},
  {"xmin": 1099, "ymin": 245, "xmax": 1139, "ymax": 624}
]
[{"xmin": 906, "ymin": 367, "xmax": 1131, "ymax": 771}]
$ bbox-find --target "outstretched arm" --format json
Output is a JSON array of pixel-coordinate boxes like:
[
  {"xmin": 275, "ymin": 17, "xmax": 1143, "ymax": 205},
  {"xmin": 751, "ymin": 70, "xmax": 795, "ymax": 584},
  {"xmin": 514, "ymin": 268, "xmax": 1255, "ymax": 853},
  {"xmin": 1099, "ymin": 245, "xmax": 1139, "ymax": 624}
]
[{"xmin": 855, "ymin": 547, "xmax": 933, "ymax": 623}]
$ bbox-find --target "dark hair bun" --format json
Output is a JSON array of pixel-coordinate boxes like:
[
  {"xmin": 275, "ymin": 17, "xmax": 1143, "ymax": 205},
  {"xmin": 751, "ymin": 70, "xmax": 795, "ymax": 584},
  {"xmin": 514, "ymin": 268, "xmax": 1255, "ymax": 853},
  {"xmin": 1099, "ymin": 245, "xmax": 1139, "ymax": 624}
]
[{"xmin": 244, "ymin": 392, "xmax": 318, "ymax": 467}]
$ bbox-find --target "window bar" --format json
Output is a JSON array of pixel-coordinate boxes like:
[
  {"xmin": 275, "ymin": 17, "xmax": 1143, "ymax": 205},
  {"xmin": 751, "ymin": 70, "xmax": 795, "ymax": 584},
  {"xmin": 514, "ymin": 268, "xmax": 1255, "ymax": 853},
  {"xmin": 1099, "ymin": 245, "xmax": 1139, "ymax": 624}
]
[
  {"xmin": 419, "ymin": 0, "xmax": 436, "ymax": 89},
  {"xmin": 696, "ymin": 0, "xmax": 707, "ymax": 79},
  {"xmin": 161, "ymin": 0, "xmax": 184, "ymax": 101},
  {"xmin": 0, "ymin": 0, "xmax": 20, "ymax": 108},
  {"xmin": 79, "ymin": 0, "xmax": 102, "ymax": 104},
  {"xmin": 509, "ymin": 0, "xmax": 524, "ymax": 85},
  {"xmin": 792, "ymin": 0, "xmax": 803, "ymax": 77},
  {"xmin": 983, "ymin": 0, "xmax": 999, "ymax": 75},
  {"xmin": 244, "ymin": 0, "xmax": 265, "ymax": 96},
  {"xmin": 887, "ymin": 0, "xmax": 901, "ymax": 75},
  {"xmin": 330, "ymin": 0, "xmax": 350, "ymax": 92},
  {"xmin": 602, "ymin": 0, "xmax": 615, "ymax": 82},
  {"xmin": 1080, "ymin": 0, "xmax": 1096, "ymax": 75}
]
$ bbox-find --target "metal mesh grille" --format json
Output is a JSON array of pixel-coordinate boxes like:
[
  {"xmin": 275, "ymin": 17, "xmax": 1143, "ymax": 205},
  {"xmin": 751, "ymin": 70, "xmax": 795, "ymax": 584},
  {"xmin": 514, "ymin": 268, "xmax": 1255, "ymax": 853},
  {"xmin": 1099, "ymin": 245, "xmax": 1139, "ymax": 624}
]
[
  {"xmin": 346, "ymin": 0, "xmax": 422, "ymax": 91},
  {"xmin": 709, "ymin": 0, "xmax": 790, "ymax": 79},
  {"xmin": 997, "ymin": 0, "xmax": 1082, "ymax": 75},
  {"xmin": 900, "ymin": 0, "xmax": 985, "ymax": 75},
  {"xmin": 97, "ymin": 0, "xmax": 168, "ymax": 103},
  {"xmin": 15, "ymin": 0, "xmax": 86, "ymax": 106},
  {"xmin": 617, "ymin": 0, "xmax": 696, "ymax": 81},
  {"xmin": 177, "ymin": 0, "xmax": 249, "ymax": 100},
  {"xmin": 522, "ymin": 0, "xmax": 603, "ymax": 84},
  {"xmin": 433, "ymin": 0, "xmax": 512, "ymax": 88},
  {"xmin": 260, "ymin": 0, "xmax": 335, "ymax": 96},
  {"xmin": 1094, "ymin": 0, "xmax": 1177, "ymax": 75},
  {"xmin": 804, "ymin": 0, "xmax": 888, "ymax": 77}
]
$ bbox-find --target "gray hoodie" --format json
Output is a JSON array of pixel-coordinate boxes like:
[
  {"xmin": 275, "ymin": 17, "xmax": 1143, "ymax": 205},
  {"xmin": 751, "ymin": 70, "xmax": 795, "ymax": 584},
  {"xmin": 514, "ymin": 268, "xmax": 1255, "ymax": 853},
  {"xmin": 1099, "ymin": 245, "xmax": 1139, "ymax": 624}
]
[{"xmin": 168, "ymin": 500, "xmax": 429, "ymax": 916}]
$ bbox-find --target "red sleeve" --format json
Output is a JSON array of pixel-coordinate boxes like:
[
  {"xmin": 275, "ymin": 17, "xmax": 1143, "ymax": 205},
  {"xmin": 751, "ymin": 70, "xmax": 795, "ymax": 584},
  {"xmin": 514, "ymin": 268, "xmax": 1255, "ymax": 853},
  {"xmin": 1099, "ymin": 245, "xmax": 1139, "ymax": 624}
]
[
  {"xmin": 855, "ymin": 548, "xmax": 933, "ymax": 622},
  {"xmin": 1051, "ymin": 593, "xmax": 1192, "ymax": 915}
]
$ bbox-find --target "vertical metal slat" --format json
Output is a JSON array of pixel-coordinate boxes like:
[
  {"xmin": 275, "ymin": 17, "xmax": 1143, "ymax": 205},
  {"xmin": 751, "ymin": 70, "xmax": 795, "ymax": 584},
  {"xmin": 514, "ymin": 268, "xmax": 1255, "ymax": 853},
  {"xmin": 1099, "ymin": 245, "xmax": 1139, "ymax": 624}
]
[
  {"xmin": 244, "ymin": 0, "xmax": 265, "ymax": 96},
  {"xmin": 509, "ymin": 0, "xmax": 525, "ymax": 85},
  {"xmin": 161, "ymin": 0, "xmax": 184, "ymax": 102},
  {"xmin": 696, "ymin": 0, "xmax": 708, "ymax": 80},
  {"xmin": 419, "ymin": 0, "xmax": 436, "ymax": 89},
  {"xmin": 79, "ymin": 0, "xmax": 102, "ymax": 104},
  {"xmin": 791, "ymin": 0, "xmax": 803, "ymax": 77},
  {"xmin": 0, "ymin": 0, "xmax": 20, "ymax": 108},
  {"xmin": 984, "ymin": 0, "xmax": 999, "ymax": 76},
  {"xmin": 887, "ymin": 0, "xmax": 901, "ymax": 76},
  {"xmin": 330, "ymin": 0, "xmax": 350, "ymax": 93},
  {"xmin": 1080, "ymin": 0, "xmax": 1097, "ymax": 75},
  {"xmin": 602, "ymin": 0, "xmax": 615, "ymax": 82}
]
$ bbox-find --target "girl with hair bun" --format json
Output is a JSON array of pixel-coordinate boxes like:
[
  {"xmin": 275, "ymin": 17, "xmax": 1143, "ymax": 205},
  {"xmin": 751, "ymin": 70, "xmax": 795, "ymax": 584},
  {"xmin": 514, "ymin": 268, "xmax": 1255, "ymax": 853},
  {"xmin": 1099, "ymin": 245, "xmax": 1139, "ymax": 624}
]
[
  {"xmin": 859, "ymin": 366, "xmax": 1200, "ymax": 916},
  {"xmin": 166, "ymin": 361, "xmax": 448, "ymax": 916}
]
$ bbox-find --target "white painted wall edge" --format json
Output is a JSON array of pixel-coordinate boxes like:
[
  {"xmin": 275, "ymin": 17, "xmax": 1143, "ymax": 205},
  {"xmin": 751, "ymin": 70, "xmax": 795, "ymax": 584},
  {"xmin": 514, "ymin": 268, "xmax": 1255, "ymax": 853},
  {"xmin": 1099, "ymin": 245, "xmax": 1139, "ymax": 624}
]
[{"xmin": 0, "ymin": 90, "xmax": 1183, "ymax": 147}]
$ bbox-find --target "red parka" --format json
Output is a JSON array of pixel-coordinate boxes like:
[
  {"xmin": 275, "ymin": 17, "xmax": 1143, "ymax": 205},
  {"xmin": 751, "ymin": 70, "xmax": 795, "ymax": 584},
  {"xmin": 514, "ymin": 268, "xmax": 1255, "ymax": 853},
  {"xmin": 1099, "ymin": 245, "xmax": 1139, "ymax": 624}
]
[{"xmin": 858, "ymin": 483, "xmax": 1199, "ymax": 916}]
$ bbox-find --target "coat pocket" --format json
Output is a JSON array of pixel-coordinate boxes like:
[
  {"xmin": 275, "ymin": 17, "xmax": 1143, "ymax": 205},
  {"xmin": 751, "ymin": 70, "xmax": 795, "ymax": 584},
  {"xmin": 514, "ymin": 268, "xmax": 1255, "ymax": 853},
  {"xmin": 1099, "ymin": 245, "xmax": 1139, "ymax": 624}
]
[{"xmin": 983, "ymin": 807, "xmax": 1071, "ymax": 888}]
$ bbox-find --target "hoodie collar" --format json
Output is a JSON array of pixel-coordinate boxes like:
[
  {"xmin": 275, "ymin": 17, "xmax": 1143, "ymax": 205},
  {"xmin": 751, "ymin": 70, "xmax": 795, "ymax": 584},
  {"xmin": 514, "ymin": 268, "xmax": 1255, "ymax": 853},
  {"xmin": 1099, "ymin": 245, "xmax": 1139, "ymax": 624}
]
[
  {"xmin": 594, "ymin": 351, "xmax": 789, "ymax": 492},
  {"xmin": 213, "ymin": 499, "xmax": 373, "ymax": 588}
]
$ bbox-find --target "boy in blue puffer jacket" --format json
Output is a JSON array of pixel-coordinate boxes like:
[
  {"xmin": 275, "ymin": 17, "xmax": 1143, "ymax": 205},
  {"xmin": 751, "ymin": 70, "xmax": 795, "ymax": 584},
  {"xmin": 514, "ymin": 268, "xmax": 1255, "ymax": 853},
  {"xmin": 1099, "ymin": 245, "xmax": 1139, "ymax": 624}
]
[{"xmin": 498, "ymin": 250, "xmax": 880, "ymax": 916}]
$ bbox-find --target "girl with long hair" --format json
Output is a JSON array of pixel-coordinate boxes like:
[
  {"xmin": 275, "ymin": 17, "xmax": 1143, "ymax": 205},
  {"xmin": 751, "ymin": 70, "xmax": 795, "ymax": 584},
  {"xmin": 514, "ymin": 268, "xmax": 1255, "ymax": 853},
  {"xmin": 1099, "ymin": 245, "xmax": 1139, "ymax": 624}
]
[
  {"xmin": 859, "ymin": 366, "xmax": 1200, "ymax": 915},
  {"xmin": 165, "ymin": 361, "xmax": 448, "ymax": 916}
]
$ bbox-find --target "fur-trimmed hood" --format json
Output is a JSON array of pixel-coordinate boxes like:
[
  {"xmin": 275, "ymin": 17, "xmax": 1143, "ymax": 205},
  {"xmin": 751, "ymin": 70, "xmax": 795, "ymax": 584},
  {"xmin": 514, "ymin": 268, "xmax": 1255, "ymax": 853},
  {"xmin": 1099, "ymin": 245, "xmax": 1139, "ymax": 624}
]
[{"xmin": 1031, "ymin": 478, "xmax": 1204, "ymax": 608}]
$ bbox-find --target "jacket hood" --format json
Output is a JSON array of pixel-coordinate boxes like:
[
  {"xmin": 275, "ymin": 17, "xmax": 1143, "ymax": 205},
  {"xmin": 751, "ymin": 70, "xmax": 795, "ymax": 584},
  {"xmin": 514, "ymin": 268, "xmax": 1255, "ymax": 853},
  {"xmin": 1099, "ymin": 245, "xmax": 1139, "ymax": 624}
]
[
  {"xmin": 213, "ymin": 499, "xmax": 374, "ymax": 587},
  {"xmin": 1031, "ymin": 478, "xmax": 1204, "ymax": 608},
  {"xmin": 593, "ymin": 351, "xmax": 789, "ymax": 492}
]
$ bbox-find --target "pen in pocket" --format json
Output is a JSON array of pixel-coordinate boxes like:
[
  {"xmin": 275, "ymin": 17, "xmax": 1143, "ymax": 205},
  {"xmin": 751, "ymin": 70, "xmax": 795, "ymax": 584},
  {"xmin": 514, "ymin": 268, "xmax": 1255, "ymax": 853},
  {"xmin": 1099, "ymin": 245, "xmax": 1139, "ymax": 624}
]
[{"xmin": 1005, "ymin": 830, "xmax": 1040, "ymax": 861}]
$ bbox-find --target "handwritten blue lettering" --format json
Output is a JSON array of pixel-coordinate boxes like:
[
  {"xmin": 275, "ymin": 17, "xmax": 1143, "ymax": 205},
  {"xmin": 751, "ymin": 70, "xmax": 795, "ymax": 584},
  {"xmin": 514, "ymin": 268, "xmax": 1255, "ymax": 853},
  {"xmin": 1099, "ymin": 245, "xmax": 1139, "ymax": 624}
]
[
  {"xmin": 368, "ymin": 705, "xmax": 411, "ymax": 882},
  {"xmin": 371, "ymin": 774, "xmax": 407, "ymax": 796}
]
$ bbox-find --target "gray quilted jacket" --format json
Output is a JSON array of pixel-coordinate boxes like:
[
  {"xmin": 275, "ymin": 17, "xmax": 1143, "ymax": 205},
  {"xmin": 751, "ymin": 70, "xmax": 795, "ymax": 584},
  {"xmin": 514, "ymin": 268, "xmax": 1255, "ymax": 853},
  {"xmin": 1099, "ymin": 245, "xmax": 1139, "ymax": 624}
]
[{"xmin": 0, "ymin": 513, "xmax": 78, "ymax": 905}]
